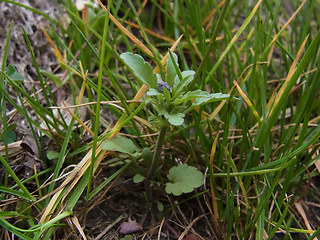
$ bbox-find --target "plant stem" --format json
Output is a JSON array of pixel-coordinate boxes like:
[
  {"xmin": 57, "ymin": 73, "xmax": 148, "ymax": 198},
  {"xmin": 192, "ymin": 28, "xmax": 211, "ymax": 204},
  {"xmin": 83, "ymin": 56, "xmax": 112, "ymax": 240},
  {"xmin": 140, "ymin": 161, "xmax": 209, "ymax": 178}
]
[{"xmin": 147, "ymin": 125, "xmax": 168, "ymax": 180}]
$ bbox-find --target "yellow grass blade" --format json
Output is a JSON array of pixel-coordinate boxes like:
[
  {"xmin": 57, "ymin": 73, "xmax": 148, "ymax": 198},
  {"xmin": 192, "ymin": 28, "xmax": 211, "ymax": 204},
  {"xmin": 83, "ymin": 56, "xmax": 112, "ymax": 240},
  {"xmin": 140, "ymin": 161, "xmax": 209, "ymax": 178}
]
[
  {"xmin": 98, "ymin": 0, "xmax": 154, "ymax": 58},
  {"xmin": 38, "ymin": 25, "xmax": 64, "ymax": 63},
  {"xmin": 263, "ymin": 0, "xmax": 307, "ymax": 57},
  {"xmin": 61, "ymin": 101, "xmax": 94, "ymax": 136},
  {"xmin": 209, "ymin": 86, "xmax": 235, "ymax": 121},
  {"xmin": 268, "ymin": 34, "xmax": 309, "ymax": 116},
  {"xmin": 153, "ymin": 34, "xmax": 183, "ymax": 74},
  {"xmin": 209, "ymin": 133, "xmax": 220, "ymax": 221},
  {"xmin": 234, "ymin": 80, "xmax": 262, "ymax": 124},
  {"xmin": 124, "ymin": 20, "xmax": 175, "ymax": 43}
]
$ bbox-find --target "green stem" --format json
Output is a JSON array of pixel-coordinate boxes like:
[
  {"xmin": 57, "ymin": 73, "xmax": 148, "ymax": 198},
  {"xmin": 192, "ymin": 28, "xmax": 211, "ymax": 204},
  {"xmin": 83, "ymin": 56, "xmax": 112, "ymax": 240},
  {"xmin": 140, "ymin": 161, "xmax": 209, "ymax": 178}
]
[{"xmin": 147, "ymin": 125, "xmax": 168, "ymax": 180}]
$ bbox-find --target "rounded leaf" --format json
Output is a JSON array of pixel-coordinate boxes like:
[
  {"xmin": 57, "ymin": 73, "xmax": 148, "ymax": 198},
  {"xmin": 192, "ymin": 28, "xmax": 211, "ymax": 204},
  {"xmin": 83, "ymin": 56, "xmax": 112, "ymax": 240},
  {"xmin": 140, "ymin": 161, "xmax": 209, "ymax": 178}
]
[
  {"xmin": 101, "ymin": 135, "xmax": 138, "ymax": 154},
  {"xmin": 165, "ymin": 164, "xmax": 204, "ymax": 196},
  {"xmin": 133, "ymin": 174, "xmax": 145, "ymax": 183}
]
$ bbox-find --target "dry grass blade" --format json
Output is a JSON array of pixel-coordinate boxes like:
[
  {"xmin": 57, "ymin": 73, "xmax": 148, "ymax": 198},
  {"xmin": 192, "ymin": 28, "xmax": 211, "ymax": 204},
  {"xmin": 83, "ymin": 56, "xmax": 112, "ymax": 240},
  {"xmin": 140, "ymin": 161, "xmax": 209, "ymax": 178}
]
[
  {"xmin": 268, "ymin": 34, "xmax": 309, "ymax": 116},
  {"xmin": 263, "ymin": 0, "xmax": 307, "ymax": 57},
  {"xmin": 234, "ymin": 80, "xmax": 262, "ymax": 124},
  {"xmin": 38, "ymin": 24, "xmax": 63, "ymax": 63},
  {"xmin": 137, "ymin": 0, "xmax": 148, "ymax": 16},
  {"xmin": 153, "ymin": 34, "xmax": 184, "ymax": 74},
  {"xmin": 209, "ymin": 86, "xmax": 235, "ymax": 121},
  {"xmin": 98, "ymin": 0, "xmax": 154, "ymax": 58},
  {"xmin": 203, "ymin": 0, "xmax": 225, "ymax": 32},
  {"xmin": 124, "ymin": 20, "xmax": 175, "ymax": 43},
  {"xmin": 209, "ymin": 134, "xmax": 220, "ymax": 221},
  {"xmin": 70, "ymin": 215, "xmax": 87, "ymax": 240},
  {"xmin": 61, "ymin": 101, "xmax": 94, "ymax": 136},
  {"xmin": 294, "ymin": 201, "xmax": 318, "ymax": 239},
  {"xmin": 177, "ymin": 215, "xmax": 204, "ymax": 240},
  {"xmin": 0, "ymin": 141, "xmax": 22, "ymax": 156}
]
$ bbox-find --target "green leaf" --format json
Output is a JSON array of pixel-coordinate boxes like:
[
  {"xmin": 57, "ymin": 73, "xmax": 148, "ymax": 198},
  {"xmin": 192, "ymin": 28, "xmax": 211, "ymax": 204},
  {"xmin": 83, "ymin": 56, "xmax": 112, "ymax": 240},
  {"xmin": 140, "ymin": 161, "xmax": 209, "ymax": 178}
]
[
  {"xmin": 146, "ymin": 88, "xmax": 162, "ymax": 96},
  {"xmin": 41, "ymin": 70, "xmax": 63, "ymax": 87},
  {"xmin": 163, "ymin": 87, "xmax": 171, "ymax": 103},
  {"xmin": 193, "ymin": 92, "xmax": 231, "ymax": 106},
  {"xmin": 165, "ymin": 164, "xmax": 204, "ymax": 196},
  {"xmin": 1, "ymin": 131, "xmax": 16, "ymax": 144},
  {"xmin": 101, "ymin": 135, "xmax": 138, "ymax": 154},
  {"xmin": 157, "ymin": 201, "xmax": 164, "ymax": 212},
  {"xmin": 172, "ymin": 70, "xmax": 195, "ymax": 98},
  {"xmin": 120, "ymin": 52, "xmax": 157, "ymax": 89},
  {"xmin": 141, "ymin": 147, "xmax": 153, "ymax": 165},
  {"xmin": 174, "ymin": 89, "xmax": 210, "ymax": 104},
  {"xmin": 133, "ymin": 174, "xmax": 144, "ymax": 183},
  {"xmin": 46, "ymin": 150, "xmax": 60, "ymax": 160},
  {"xmin": 120, "ymin": 235, "xmax": 133, "ymax": 240},
  {"xmin": 7, "ymin": 65, "xmax": 24, "ymax": 84},
  {"xmin": 166, "ymin": 51, "xmax": 178, "ymax": 87},
  {"xmin": 164, "ymin": 112, "xmax": 185, "ymax": 126},
  {"xmin": 7, "ymin": 65, "xmax": 16, "ymax": 75}
]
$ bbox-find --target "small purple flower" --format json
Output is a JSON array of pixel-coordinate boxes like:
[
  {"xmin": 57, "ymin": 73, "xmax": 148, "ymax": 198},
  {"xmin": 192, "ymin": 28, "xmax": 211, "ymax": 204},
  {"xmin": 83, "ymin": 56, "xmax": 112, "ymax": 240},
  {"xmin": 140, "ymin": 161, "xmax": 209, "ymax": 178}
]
[{"xmin": 157, "ymin": 79, "xmax": 171, "ymax": 93}]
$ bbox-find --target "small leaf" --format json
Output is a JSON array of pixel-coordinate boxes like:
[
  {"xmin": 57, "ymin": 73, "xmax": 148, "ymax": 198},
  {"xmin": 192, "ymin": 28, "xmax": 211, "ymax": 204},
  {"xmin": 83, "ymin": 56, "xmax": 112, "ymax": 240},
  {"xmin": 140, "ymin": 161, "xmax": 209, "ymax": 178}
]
[
  {"xmin": 142, "ymin": 147, "xmax": 153, "ymax": 165},
  {"xmin": 165, "ymin": 164, "xmax": 204, "ymax": 196},
  {"xmin": 0, "ymin": 131, "xmax": 16, "ymax": 144},
  {"xmin": 120, "ymin": 52, "xmax": 157, "ymax": 89},
  {"xmin": 163, "ymin": 87, "xmax": 172, "ymax": 103},
  {"xmin": 47, "ymin": 150, "xmax": 60, "ymax": 160},
  {"xmin": 41, "ymin": 70, "xmax": 63, "ymax": 87},
  {"xmin": 166, "ymin": 51, "xmax": 178, "ymax": 87},
  {"xmin": 164, "ymin": 112, "xmax": 185, "ymax": 126},
  {"xmin": 7, "ymin": 65, "xmax": 24, "ymax": 84},
  {"xmin": 101, "ymin": 135, "xmax": 138, "ymax": 154},
  {"xmin": 172, "ymin": 70, "xmax": 195, "ymax": 98},
  {"xmin": 147, "ymin": 88, "xmax": 162, "ymax": 96},
  {"xmin": 119, "ymin": 218, "xmax": 142, "ymax": 235},
  {"xmin": 193, "ymin": 92, "xmax": 231, "ymax": 106},
  {"xmin": 120, "ymin": 235, "xmax": 133, "ymax": 240},
  {"xmin": 157, "ymin": 201, "xmax": 164, "ymax": 212},
  {"xmin": 7, "ymin": 65, "xmax": 16, "ymax": 75},
  {"xmin": 174, "ymin": 90, "xmax": 210, "ymax": 104},
  {"xmin": 133, "ymin": 174, "xmax": 144, "ymax": 183}
]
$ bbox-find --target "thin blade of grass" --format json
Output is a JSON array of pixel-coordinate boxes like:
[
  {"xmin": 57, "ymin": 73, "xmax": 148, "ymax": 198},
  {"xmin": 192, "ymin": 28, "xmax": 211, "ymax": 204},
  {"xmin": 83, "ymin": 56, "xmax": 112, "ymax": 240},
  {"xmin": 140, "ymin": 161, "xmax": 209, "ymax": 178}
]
[{"xmin": 204, "ymin": 0, "xmax": 263, "ymax": 86}]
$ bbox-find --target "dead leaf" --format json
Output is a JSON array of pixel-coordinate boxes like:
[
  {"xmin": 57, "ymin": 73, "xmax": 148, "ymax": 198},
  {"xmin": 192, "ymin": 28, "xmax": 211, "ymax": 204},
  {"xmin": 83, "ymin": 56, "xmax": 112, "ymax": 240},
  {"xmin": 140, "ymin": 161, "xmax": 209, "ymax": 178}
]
[
  {"xmin": 119, "ymin": 218, "xmax": 142, "ymax": 235},
  {"xmin": 183, "ymin": 234, "xmax": 199, "ymax": 240}
]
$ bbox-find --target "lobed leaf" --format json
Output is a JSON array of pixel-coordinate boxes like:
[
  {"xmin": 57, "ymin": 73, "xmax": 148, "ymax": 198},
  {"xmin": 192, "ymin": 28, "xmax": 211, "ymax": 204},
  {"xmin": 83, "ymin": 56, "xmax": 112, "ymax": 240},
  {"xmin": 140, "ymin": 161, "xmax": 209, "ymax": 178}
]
[
  {"xmin": 165, "ymin": 164, "xmax": 204, "ymax": 196},
  {"xmin": 164, "ymin": 112, "xmax": 185, "ymax": 126}
]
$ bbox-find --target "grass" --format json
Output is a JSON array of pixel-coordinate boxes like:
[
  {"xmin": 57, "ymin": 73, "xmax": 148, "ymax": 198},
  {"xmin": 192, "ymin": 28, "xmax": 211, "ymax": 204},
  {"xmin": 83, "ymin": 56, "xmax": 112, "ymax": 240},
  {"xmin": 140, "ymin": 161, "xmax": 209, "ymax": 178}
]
[{"xmin": 0, "ymin": 0, "xmax": 320, "ymax": 239}]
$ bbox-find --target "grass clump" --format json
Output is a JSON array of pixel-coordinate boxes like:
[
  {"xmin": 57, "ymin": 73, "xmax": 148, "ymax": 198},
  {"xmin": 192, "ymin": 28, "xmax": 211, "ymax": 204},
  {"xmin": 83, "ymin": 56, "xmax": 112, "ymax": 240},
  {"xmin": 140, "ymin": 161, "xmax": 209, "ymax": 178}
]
[{"xmin": 0, "ymin": 0, "xmax": 320, "ymax": 239}]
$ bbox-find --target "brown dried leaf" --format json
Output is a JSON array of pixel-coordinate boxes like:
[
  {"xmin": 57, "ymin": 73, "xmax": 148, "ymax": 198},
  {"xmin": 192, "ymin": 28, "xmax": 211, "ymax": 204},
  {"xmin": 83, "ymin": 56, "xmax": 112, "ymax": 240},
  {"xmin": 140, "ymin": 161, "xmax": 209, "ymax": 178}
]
[
  {"xmin": 183, "ymin": 234, "xmax": 199, "ymax": 240},
  {"xmin": 119, "ymin": 218, "xmax": 142, "ymax": 235}
]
